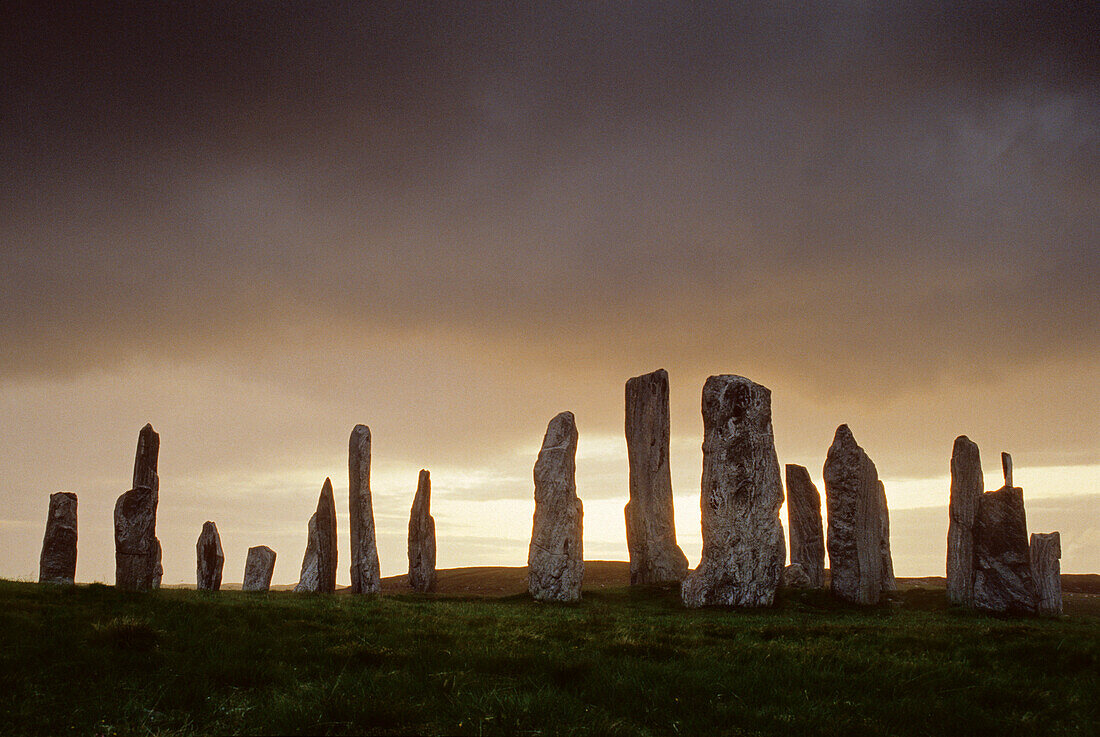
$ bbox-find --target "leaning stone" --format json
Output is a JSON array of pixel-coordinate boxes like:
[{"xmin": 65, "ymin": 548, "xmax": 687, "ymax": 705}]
[
  {"xmin": 624, "ymin": 369, "xmax": 689, "ymax": 585},
  {"xmin": 1030, "ymin": 532, "xmax": 1062, "ymax": 615},
  {"xmin": 527, "ymin": 412, "xmax": 584, "ymax": 602},
  {"xmin": 295, "ymin": 478, "xmax": 338, "ymax": 593},
  {"xmin": 783, "ymin": 563, "xmax": 812, "ymax": 588},
  {"xmin": 682, "ymin": 376, "xmax": 785, "ymax": 608},
  {"xmin": 196, "ymin": 521, "xmax": 224, "ymax": 591},
  {"xmin": 1001, "ymin": 452, "xmax": 1013, "ymax": 488},
  {"xmin": 39, "ymin": 492, "xmax": 78, "ymax": 584},
  {"xmin": 408, "ymin": 469, "xmax": 437, "ymax": 593},
  {"xmin": 349, "ymin": 424, "xmax": 381, "ymax": 595},
  {"xmin": 879, "ymin": 480, "xmax": 896, "ymax": 592},
  {"xmin": 973, "ymin": 485, "xmax": 1037, "ymax": 614},
  {"xmin": 947, "ymin": 435, "xmax": 983, "ymax": 605},
  {"xmin": 114, "ymin": 486, "xmax": 159, "ymax": 590},
  {"xmin": 242, "ymin": 545, "xmax": 277, "ymax": 592},
  {"xmin": 785, "ymin": 464, "xmax": 825, "ymax": 588},
  {"xmin": 824, "ymin": 424, "xmax": 885, "ymax": 605}
]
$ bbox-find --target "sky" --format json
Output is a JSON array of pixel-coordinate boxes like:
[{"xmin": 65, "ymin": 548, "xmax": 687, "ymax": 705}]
[{"xmin": 2, "ymin": 2, "xmax": 1097, "ymax": 585}]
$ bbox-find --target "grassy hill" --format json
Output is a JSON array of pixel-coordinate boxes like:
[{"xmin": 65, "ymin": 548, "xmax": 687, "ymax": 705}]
[{"xmin": 2, "ymin": 565, "xmax": 1097, "ymax": 736}]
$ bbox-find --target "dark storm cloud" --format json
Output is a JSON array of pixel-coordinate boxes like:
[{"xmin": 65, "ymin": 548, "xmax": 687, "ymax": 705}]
[{"xmin": 2, "ymin": 1, "xmax": 1097, "ymax": 394}]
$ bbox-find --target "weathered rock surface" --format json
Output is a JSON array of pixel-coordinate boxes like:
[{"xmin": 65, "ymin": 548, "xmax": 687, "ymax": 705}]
[
  {"xmin": 114, "ymin": 485, "xmax": 159, "ymax": 590},
  {"xmin": 973, "ymin": 485, "xmax": 1037, "ymax": 614},
  {"xmin": 39, "ymin": 492, "xmax": 77, "ymax": 584},
  {"xmin": 947, "ymin": 435, "xmax": 983, "ymax": 605},
  {"xmin": 528, "ymin": 412, "xmax": 584, "ymax": 602},
  {"xmin": 682, "ymin": 376, "xmax": 785, "ymax": 608},
  {"xmin": 196, "ymin": 521, "xmax": 224, "ymax": 591},
  {"xmin": 295, "ymin": 478, "xmax": 338, "ymax": 593},
  {"xmin": 878, "ymin": 480, "xmax": 897, "ymax": 592},
  {"xmin": 132, "ymin": 424, "xmax": 163, "ymax": 588},
  {"xmin": 624, "ymin": 369, "xmax": 689, "ymax": 585},
  {"xmin": 783, "ymin": 563, "xmax": 812, "ymax": 588},
  {"xmin": 785, "ymin": 464, "xmax": 825, "ymax": 588},
  {"xmin": 824, "ymin": 424, "xmax": 886, "ymax": 605},
  {"xmin": 1001, "ymin": 452, "xmax": 1013, "ymax": 487},
  {"xmin": 408, "ymin": 469, "xmax": 437, "ymax": 593},
  {"xmin": 242, "ymin": 545, "xmax": 277, "ymax": 592},
  {"xmin": 349, "ymin": 424, "xmax": 381, "ymax": 595},
  {"xmin": 1030, "ymin": 532, "xmax": 1062, "ymax": 615}
]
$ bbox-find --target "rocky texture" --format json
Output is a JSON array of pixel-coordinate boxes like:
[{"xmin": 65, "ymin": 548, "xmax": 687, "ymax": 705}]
[
  {"xmin": 1030, "ymin": 532, "xmax": 1062, "ymax": 615},
  {"xmin": 527, "ymin": 412, "xmax": 584, "ymax": 602},
  {"xmin": 132, "ymin": 424, "xmax": 163, "ymax": 589},
  {"xmin": 824, "ymin": 425, "xmax": 887, "ymax": 605},
  {"xmin": 349, "ymin": 424, "xmax": 381, "ymax": 595},
  {"xmin": 295, "ymin": 478, "xmax": 338, "ymax": 593},
  {"xmin": 878, "ymin": 480, "xmax": 897, "ymax": 592},
  {"xmin": 947, "ymin": 435, "xmax": 983, "ymax": 605},
  {"xmin": 39, "ymin": 492, "xmax": 78, "ymax": 584},
  {"xmin": 682, "ymin": 376, "xmax": 785, "ymax": 608},
  {"xmin": 196, "ymin": 521, "xmax": 224, "ymax": 591},
  {"xmin": 973, "ymin": 485, "xmax": 1037, "ymax": 614},
  {"xmin": 242, "ymin": 546, "xmax": 277, "ymax": 592},
  {"xmin": 624, "ymin": 369, "xmax": 689, "ymax": 585},
  {"xmin": 114, "ymin": 486, "xmax": 159, "ymax": 590},
  {"xmin": 783, "ymin": 563, "xmax": 811, "ymax": 588},
  {"xmin": 408, "ymin": 469, "xmax": 437, "ymax": 593},
  {"xmin": 1001, "ymin": 452, "xmax": 1013, "ymax": 487},
  {"xmin": 785, "ymin": 464, "xmax": 825, "ymax": 588}
]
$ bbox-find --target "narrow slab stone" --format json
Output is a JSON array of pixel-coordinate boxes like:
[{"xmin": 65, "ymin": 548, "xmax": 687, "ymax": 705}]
[
  {"xmin": 132, "ymin": 424, "xmax": 162, "ymax": 588},
  {"xmin": 527, "ymin": 412, "xmax": 584, "ymax": 602},
  {"xmin": 1030, "ymin": 532, "xmax": 1062, "ymax": 615},
  {"xmin": 407, "ymin": 469, "xmax": 437, "ymax": 593},
  {"xmin": 196, "ymin": 521, "xmax": 224, "ymax": 591},
  {"xmin": 349, "ymin": 424, "xmax": 381, "ymax": 594},
  {"xmin": 1001, "ymin": 452, "xmax": 1013, "ymax": 488},
  {"xmin": 785, "ymin": 464, "xmax": 825, "ymax": 588},
  {"xmin": 879, "ymin": 480, "xmax": 896, "ymax": 592},
  {"xmin": 114, "ymin": 485, "xmax": 158, "ymax": 590},
  {"xmin": 39, "ymin": 492, "xmax": 77, "ymax": 584},
  {"xmin": 973, "ymin": 485, "xmax": 1037, "ymax": 614},
  {"xmin": 682, "ymin": 375, "xmax": 785, "ymax": 608},
  {"xmin": 295, "ymin": 478, "xmax": 338, "ymax": 593},
  {"xmin": 947, "ymin": 435, "xmax": 983, "ymax": 605},
  {"xmin": 242, "ymin": 545, "xmax": 277, "ymax": 592},
  {"xmin": 624, "ymin": 369, "xmax": 689, "ymax": 585},
  {"xmin": 824, "ymin": 424, "xmax": 885, "ymax": 605}
]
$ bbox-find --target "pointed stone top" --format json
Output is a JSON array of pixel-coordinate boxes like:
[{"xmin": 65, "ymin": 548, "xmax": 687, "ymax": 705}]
[
  {"xmin": 832, "ymin": 423, "xmax": 855, "ymax": 445},
  {"xmin": 322, "ymin": 477, "xmax": 333, "ymax": 493},
  {"xmin": 785, "ymin": 463, "xmax": 812, "ymax": 481},
  {"xmin": 1001, "ymin": 452, "xmax": 1013, "ymax": 487},
  {"xmin": 141, "ymin": 422, "xmax": 155, "ymax": 432}
]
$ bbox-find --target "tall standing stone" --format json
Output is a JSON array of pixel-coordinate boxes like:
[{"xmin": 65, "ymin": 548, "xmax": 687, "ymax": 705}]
[
  {"xmin": 132, "ymin": 424, "xmax": 163, "ymax": 588},
  {"xmin": 527, "ymin": 412, "xmax": 584, "ymax": 602},
  {"xmin": 196, "ymin": 521, "xmax": 224, "ymax": 591},
  {"xmin": 242, "ymin": 545, "xmax": 277, "ymax": 592},
  {"xmin": 973, "ymin": 484, "xmax": 1037, "ymax": 614},
  {"xmin": 407, "ymin": 469, "xmax": 437, "ymax": 593},
  {"xmin": 114, "ymin": 485, "xmax": 159, "ymax": 590},
  {"xmin": 39, "ymin": 492, "xmax": 78, "ymax": 584},
  {"xmin": 785, "ymin": 464, "xmax": 825, "ymax": 588},
  {"xmin": 349, "ymin": 425, "xmax": 381, "ymax": 595},
  {"xmin": 878, "ymin": 480, "xmax": 896, "ymax": 591},
  {"xmin": 824, "ymin": 424, "xmax": 885, "ymax": 605},
  {"xmin": 947, "ymin": 435, "xmax": 983, "ymax": 605},
  {"xmin": 1030, "ymin": 532, "xmax": 1062, "ymax": 615},
  {"xmin": 624, "ymin": 369, "xmax": 689, "ymax": 585},
  {"xmin": 1001, "ymin": 452, "xmax": 1013, "ymax": 487},
  {"xmin": 295, "ymin": 478, "xmax": 338, "ymax": 593},
  {"xmin": 682, "ymin": 376, "xmax": 785, "ymax": 608}
]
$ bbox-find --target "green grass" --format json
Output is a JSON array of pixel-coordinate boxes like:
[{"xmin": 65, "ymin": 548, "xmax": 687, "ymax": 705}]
[{"xmin": 1, "ymin": 580, "xmax": 1097, "ymax": 736}]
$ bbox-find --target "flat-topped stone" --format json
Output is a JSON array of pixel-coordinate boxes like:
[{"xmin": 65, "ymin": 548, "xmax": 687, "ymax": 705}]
[
  {"xmin": 242, "ymin": 545, "xmax": 276, "ymax": 592},
  {"xmin": 947, "ymin": 435, "xmax": 983, "ymax": 605},
  {"xmin": 785, "ymin": 464, "xmax": 825, "ymax": 588},
  {"xmin": 39, "ymin": 492, "xmax": 78, "ymax": 585},
  {"xmin": 973, "ymin": 485, "xmax": 1037, "ymax": 614}
]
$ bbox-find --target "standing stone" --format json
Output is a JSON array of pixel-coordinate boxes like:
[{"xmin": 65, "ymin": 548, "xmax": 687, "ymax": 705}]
[
  {"xmin": 349, "ymin": 424, "xmax": 381, "ymax": 595},
  {"xmin": 947, "ymin": 435, "xmax": 983, "ymax": 605},
  {"xmin": 973, "ymin": 484, "xmax": 1037, "ymax": 614},
  {"xmin": 196, "ymin": 521, "xmax": 224, "ymax": 591},
  {"xmin": 824, "ymin": 424, "xmax": 885, "ymax": 605},
  {"xmin": 624, "ymin": 369, "xmax": 689, "ymax": 585},
  {"xmin": 878, "ymin": 480, "xmax": 896, "ymax": 591},
  {"xmin": 114, "ymin": 486, "xmax": 159, "ymax": 590},
  {"xmin": 242, "ymin": 545, "xmax": 277, "ymax": 592},
  {"xmin": 785, "ymin": 464, "xmax": 825, "ymax": 588},
  {"xmin": 527, "ymin": 412, "xmax": 584, "ymax": 602},
  {"xmin": 407, "ymin": 469, "xmax": 437, "ymax": 593},
  {"xmin": 132, "ymin": 424, "xmax": 163, "ymax": 588},
  {"xmin": 295, "ymin": 478, "xmax": 338, "ymax": 593},
  {"xmin": 39, "ymin": 492, "xmax": 78, "ymax": 584},
  {"xmin": 1001, "ymin": 452, "xmax": 1013, "ymax": 488},
  {"xmin": 1030, "ymin": 532, "xmax": 1062, "ymax": 615},
  {"xmin": 682, "ymin": 376, "xmax": 785, "ymax": 608}
]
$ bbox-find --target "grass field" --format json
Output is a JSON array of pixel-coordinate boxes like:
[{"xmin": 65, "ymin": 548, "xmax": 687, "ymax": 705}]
[{"xmin": 2, "ymin": 565, "xmax": 1098, "ymax": 736}]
